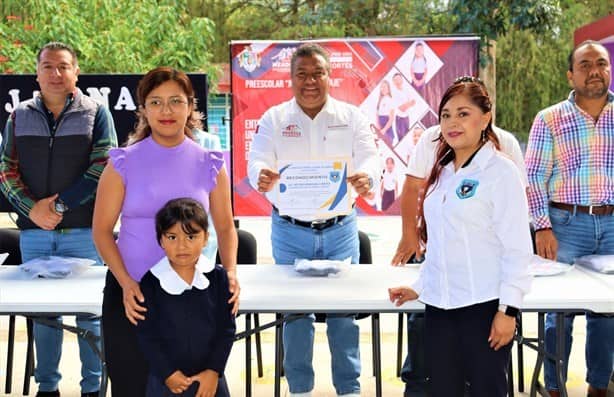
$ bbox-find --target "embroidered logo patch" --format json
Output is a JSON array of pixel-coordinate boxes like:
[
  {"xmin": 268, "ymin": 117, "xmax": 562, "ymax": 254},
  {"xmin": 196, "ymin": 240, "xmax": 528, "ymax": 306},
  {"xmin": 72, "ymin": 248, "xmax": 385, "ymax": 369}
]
[
  {"xmin": 281, "ymin": 124, "xmax": 302, "ymax": 138},
  {"xmin": 456, "ymin": 179, "xmax": 479, "ymax": 199}
]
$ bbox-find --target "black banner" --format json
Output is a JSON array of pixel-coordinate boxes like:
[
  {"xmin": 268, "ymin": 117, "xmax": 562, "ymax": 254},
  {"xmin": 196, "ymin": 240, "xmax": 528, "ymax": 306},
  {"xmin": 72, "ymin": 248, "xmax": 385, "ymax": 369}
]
[{"xmin": 0, "ymin": 73, "xmax": 207, "ymax": 212}]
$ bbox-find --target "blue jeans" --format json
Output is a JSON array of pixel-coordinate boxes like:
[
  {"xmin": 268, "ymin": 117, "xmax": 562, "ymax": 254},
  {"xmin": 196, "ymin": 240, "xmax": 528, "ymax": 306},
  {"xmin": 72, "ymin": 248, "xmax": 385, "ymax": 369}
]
[
  {"xmin": 271, "ymin": 210, "xmax": 361, "ymax": 395},
  {"xmin": 20, "ymin": 228, "xmax": 102, "ymax": 393},
  {"xmin": 544, "ymin": 206, "xmax": 614, "ymax": 390}
]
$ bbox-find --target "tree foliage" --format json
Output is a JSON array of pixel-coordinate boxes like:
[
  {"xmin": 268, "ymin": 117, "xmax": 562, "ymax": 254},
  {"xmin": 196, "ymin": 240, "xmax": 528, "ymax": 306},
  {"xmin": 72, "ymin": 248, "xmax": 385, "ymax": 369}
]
[
  {"xmin": 1, "ymin": 0, "xmax": 612, "ymax": 139},
  {"xmin": 0, "ymin": 0, "xmax": 216, "ymax": 75}
]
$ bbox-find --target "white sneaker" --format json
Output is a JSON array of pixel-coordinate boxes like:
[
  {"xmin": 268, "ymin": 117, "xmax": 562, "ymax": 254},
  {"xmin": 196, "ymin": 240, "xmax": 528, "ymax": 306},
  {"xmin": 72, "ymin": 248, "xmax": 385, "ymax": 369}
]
[{"xmin": 289, "ymin": 392, "xmax": 312, "ymax": 397}]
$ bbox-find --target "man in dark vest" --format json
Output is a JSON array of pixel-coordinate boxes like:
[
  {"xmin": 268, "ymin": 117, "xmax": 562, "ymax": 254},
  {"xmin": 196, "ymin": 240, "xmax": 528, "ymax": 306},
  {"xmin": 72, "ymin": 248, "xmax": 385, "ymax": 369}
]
[{"xmin": 0, "ymin": 41, "xmax": 117, "ymax": 397}]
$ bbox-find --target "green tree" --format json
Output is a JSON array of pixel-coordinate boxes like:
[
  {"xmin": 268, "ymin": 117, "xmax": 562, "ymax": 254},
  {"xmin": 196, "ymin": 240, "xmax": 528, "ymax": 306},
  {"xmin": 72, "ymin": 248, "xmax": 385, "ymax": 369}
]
[
  {"xmin": 495, "ymin": 0, "xmax": 613, "ymax": 139},
  {"xmin": 0, "ymin": 0, "xmax": 216, "ymax": 76}
]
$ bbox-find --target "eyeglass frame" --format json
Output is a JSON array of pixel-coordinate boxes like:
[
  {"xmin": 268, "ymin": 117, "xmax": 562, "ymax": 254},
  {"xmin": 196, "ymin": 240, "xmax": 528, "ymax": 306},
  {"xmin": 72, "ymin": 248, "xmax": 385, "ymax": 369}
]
[{"xmin": 144, "ymin": 96, "xmax": 191, "ymax": 112}]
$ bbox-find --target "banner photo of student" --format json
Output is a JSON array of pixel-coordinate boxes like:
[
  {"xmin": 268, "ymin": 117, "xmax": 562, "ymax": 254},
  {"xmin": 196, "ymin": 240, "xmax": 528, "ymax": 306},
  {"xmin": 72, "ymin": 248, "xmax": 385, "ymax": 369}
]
[{"xmin": 231, "ymin": 36, "xmax": 479, "ymax": 216}]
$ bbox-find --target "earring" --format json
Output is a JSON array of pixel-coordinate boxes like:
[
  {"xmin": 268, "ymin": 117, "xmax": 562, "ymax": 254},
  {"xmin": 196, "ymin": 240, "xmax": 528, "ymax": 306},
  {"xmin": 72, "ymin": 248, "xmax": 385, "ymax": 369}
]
[{"xmin": 481, "ymin": 130, "xmax": 487, "ymax": 142}]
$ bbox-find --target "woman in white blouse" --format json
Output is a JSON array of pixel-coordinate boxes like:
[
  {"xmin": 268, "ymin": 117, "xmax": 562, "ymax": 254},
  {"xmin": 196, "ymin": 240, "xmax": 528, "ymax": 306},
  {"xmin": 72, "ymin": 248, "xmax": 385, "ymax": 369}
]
[{"xmin": 388, "ymin": 76, "xmax": 532, "ymax": 397}]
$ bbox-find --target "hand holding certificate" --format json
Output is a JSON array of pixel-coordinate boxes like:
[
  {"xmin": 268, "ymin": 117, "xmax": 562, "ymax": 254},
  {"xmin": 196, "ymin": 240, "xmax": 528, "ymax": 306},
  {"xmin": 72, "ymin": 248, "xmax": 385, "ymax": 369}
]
[{"xmin": 276, "ymin": 159, "xmax": 352, "ymax": 219}]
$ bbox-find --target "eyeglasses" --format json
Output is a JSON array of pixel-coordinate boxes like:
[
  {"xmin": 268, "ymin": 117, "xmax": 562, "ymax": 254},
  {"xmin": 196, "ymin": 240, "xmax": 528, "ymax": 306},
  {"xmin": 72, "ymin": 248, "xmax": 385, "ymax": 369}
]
[
  {"xmin": 293, "ymin": 70, "xmax": 327, "ymax": 82},
  {"xmin": 145, "ymin": 97, "xmax": 189, "ymax": 112},
  {"xmin": 454, "ymin": 75, "xmax": 484, "ymax": 85}
]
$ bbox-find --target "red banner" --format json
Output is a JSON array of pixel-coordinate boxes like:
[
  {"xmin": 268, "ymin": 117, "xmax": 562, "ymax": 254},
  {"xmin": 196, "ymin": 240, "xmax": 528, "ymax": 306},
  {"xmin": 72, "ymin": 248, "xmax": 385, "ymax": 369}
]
[{"xmin": 231, "ymin": 37, "xmax": 479, "ymax": 216}]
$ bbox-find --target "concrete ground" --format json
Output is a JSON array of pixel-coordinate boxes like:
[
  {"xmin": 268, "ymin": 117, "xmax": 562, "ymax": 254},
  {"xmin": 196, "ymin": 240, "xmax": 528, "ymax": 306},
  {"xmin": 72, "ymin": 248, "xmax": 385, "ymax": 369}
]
[{"xmin": 0, "ymin": 216, "xmax": 611, "ymax": 396}]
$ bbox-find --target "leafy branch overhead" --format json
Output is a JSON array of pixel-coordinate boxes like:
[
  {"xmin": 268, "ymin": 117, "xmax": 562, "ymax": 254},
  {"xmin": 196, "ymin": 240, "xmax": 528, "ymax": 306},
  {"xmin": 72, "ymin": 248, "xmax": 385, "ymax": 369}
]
[{"xmin": 1, "ymin": 0, "xmax": 611, "ymax": 139}]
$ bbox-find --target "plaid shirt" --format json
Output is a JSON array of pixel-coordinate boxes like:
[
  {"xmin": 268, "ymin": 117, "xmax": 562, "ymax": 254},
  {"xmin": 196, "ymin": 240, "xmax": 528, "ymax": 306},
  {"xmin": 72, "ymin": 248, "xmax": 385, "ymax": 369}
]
[{"xmin": 525, "ymin": 90, "xmax": 614, "ymax": 229}]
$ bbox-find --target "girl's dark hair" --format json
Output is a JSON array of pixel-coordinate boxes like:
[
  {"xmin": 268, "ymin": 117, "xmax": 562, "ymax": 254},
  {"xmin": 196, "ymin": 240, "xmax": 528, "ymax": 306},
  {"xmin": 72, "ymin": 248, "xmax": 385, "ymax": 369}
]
[
  {"xmin": 129, "ymin": 67, "xmax": 203, "ymax": 145},
  {"xmin": 417, "ymin": 78, "xmax": 500, "ymax": 244},
  {"xmin": 155, "ymin": 198, "xmax": 208, "ymax": 245}
]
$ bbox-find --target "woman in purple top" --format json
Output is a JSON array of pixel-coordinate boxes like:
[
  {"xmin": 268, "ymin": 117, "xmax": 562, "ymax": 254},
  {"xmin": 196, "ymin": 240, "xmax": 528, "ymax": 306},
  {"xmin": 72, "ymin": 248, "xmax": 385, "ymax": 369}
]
[{"xmin": 92, "ymin": 67, "xmax": 239, "ymax": 396}]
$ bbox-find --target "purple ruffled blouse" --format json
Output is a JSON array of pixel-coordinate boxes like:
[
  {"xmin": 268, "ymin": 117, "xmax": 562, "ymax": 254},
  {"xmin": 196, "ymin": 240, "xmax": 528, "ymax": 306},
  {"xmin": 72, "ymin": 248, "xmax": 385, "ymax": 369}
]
[{"xmin": 110, "ymin": 136, "xmax": 223, "ymax": 281}]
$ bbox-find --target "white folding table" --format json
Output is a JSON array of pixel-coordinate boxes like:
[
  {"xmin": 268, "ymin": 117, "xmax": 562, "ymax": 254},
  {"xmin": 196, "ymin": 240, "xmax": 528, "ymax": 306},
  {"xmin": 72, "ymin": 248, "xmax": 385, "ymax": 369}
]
[
  {"xmin": 237, "ymin": 265, "xmax": 614, "ymax": 397},
  {"xmin": 1, "ymin": 265, "xmax": 612, "ymax": 397}
]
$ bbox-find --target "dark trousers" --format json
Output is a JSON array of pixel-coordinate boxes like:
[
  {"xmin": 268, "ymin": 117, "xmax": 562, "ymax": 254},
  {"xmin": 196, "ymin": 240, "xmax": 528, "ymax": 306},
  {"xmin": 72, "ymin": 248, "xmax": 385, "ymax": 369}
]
[
  {"xmin": 401, "ymin": 313, "xmax": 428, "ymax": 395},
  {"xmin": 395, "ymin": 116, "xmax": 410, "ymax": 142},
  {"xmin": 425, "ymin": 300, "xmax": 511, "ymax": 397},
  {"xmin": 102, "ymin": 270, "xmax": 149, "ymax": 396},
  {"xmin": 146, "ymin": 374, "xmax": 230, "ymax": 397}
]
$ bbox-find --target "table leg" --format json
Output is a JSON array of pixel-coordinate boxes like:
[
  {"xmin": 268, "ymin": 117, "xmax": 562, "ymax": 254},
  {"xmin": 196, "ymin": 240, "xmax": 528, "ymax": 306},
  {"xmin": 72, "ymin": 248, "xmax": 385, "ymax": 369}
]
[
  {"xmin": 274, "ymin": 313, "xmax": 282, "ymax": 397},
  {"xmin": 530, "ymin": 313, "xmax": 545, "ymax": 397},
  {"xmin": 372, "ymin": 313, "xmax": 382, "ymax": 397},
  {"xmin": 5, "ymin": 315, "xmax": 15, "ymax": 394},
  {"xmin": 396, "ymin": 313, "xmax": 403, "ymax": 378},
  {"xmin": 517, "ymin": 314, "xmax": 525, "ymax": 392},
  {"xmin": 555, "ymin": 313, "xmax": 568, "ymax": 397},
  {"xmin": 245, "ymin": 313, "xmax": 252, "ymax": 397}
]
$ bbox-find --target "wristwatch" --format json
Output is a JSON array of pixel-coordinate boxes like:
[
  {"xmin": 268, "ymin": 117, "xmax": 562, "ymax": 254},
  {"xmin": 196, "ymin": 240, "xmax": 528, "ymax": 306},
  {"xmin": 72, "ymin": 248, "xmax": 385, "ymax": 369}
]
[
  {"xmin": 368, "ymin": 176, "xmax": 374, "ymax": 190},
  {"xmin": 54, "ymin": 199, "xmax": 68, "ymax": 214},
  {"xmin": 498, "ymin": 304, "xmax": 519, "ymax": 318}
]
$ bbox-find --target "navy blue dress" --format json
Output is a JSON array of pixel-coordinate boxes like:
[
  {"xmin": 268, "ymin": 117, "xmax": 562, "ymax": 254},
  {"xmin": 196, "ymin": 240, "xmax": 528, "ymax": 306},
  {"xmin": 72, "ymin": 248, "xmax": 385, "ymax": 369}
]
[{"xmin": 136, "ymin": 265, "xmax": 236, "ymax": 397}]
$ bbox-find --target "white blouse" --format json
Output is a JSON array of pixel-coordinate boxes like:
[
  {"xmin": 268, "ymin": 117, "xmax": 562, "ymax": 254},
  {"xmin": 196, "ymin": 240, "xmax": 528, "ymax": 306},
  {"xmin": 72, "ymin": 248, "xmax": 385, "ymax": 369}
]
[{"xmin": 412, "ymin": 142, "xmax": 533, "ymax": 310}]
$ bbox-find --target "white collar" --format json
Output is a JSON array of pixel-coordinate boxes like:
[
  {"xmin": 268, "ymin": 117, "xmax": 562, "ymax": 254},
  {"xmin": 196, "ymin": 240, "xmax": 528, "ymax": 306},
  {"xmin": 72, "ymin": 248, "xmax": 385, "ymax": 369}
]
[{"xmin": 150, "ymin": 254, "xmax": 215, "ymax": 295}]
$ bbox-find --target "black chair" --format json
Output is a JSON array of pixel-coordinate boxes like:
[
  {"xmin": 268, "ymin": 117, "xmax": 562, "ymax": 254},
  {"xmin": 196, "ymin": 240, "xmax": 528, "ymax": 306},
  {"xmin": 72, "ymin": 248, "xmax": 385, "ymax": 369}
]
[
  {"xmin": 215, "ymin": 228, "xmax": 263, "ymax": 396},
  {"xmin": 1, "ymin": 227, "xmax": 35, "ymax": 395}
]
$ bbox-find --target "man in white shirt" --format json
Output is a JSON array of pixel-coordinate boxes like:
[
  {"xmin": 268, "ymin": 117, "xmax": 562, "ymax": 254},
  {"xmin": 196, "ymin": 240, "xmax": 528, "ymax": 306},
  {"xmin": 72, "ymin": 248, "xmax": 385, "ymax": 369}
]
[
  {"xmin": 391, "ymin": 73, "xmax": 416, "ymax": 143},
  {"xmin": 248, "ymin": 43, "xmax": 379, "ymax": 397},
  {"xmin": 391, "ymin": 123, "xmax": 527, "ymax": 396}
]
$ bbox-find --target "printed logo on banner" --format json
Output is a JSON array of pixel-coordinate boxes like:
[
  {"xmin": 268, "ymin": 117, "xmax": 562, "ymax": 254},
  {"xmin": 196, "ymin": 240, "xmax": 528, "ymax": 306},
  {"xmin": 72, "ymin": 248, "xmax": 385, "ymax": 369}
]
[
  {"xmin": 281, "ymin": 124, "xmax": 302, "ymax": 138},
  {"xmin": 238, "ymin": 45, "xmax": 261, "ymax": 73},
  {"xmin": 329, "ymin": 51, "xmax": 353, "ymax": 69},
  {"xmin": 271, "ymin": 47, "xmax": 296, "ymax": 71}
]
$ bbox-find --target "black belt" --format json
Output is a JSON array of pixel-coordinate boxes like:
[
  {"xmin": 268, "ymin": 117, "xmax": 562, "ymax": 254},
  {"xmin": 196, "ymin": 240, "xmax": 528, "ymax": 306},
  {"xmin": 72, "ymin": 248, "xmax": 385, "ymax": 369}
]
[
  {"xmin": 272, "ymin": 206, "xmax": 348, "ymax": 230},
  {"xmin": 550, "ymin": 202, "xmax": 614, "ymax": 216}
]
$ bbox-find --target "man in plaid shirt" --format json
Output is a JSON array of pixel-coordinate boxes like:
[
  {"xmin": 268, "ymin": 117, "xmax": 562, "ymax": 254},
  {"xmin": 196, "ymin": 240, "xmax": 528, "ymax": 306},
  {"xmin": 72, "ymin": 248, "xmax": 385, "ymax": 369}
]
[{"xmin": 525, "ymin": 40, "xmax": 613, "ymax": 397}]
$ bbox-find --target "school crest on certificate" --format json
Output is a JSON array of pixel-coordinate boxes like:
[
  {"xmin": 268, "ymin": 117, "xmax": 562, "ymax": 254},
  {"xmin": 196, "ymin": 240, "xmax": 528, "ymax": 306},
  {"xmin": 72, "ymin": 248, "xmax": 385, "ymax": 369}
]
[{"xmin": 276, "ymin": 158, "xmax": 352, "ymax": 219}]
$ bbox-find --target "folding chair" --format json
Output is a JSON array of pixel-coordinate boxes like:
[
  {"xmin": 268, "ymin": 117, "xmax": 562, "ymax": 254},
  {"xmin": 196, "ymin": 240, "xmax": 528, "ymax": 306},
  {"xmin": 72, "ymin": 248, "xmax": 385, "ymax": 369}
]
[{"xmin": 216, "ymin": 228, "xmax": 262, "ymax": 396}]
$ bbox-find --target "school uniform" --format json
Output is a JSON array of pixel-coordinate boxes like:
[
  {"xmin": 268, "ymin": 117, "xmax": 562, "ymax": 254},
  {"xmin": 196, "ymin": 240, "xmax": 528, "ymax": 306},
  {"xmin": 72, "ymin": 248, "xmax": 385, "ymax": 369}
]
[
  {"xmin": 412, "ymin": 142, "xmax": 533, "ymax": 397},
  {"xmin": 136, "ymin": 255, "xmax": 236, "ymax": 397}
]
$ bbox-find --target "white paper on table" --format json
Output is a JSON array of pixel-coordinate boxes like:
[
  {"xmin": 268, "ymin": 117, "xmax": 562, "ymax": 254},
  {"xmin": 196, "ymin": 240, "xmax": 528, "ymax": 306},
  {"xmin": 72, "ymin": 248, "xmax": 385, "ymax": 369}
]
[
  {"xmin": 294, "ymin": 257, "xmax": 351, "ymax": 277},
  {"xmin": 20, "ymin": 256, "xmax": 96, "ymax": 279},
  {"xmin": 276, "ymin": 158, "xmax": 352, "ymax": 219},
  {"xmin": 528, "ymin": 254, "xmax": 574, "ymax": 277},
  {"xmin": 575, "ymin": 255, "xmax": 614, "ymax": 274}
]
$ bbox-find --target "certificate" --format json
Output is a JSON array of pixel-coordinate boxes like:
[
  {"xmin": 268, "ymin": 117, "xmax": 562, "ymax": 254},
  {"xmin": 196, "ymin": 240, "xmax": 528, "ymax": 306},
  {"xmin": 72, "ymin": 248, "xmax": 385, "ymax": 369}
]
[{"xmin": 276, "ymin": 159, "xmax": 352, "ymax": 219}]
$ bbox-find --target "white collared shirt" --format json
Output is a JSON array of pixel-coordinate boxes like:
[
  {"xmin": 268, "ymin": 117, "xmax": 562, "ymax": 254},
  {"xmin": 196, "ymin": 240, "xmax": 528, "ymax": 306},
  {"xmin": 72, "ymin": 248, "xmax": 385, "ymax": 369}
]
[
  {"xmin": 412, "ymin": 142, "xmax": 533, "ymax": 309},
  {"xmin": 391, "ymin": 84, "xmax": 412, "ymax": 118},
  {"xmin": 248, "ymin": 96, "xmax": 380, "ymax": 221},
  {"xmin": 150, "ymin": 254, "xmax": 215, "ymax": 295},
  {"xmin": 407, "ymin": 125, "xmax": 528, "ymax": 186}
]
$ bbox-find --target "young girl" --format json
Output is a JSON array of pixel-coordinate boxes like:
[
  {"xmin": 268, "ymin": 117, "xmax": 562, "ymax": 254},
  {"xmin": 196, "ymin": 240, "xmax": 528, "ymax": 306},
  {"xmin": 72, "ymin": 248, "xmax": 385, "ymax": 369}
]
[
  {"xmin": 380, "ymin": 157, "xmax": 398, "ymax": 211},
  {"xmin": 410, "ymin": 42, "xmax": 428, "ymax": 95},
  {"xmin": 376, "ymin": 79, "xmax": 395, "ymax": 145},
  {"xmin": 137, "ymin": 198, "xmax": 236, "ymax": 397},
  {"xmin": 389, "ymin": 77, "xmax": 532, "ymax": 397}
]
